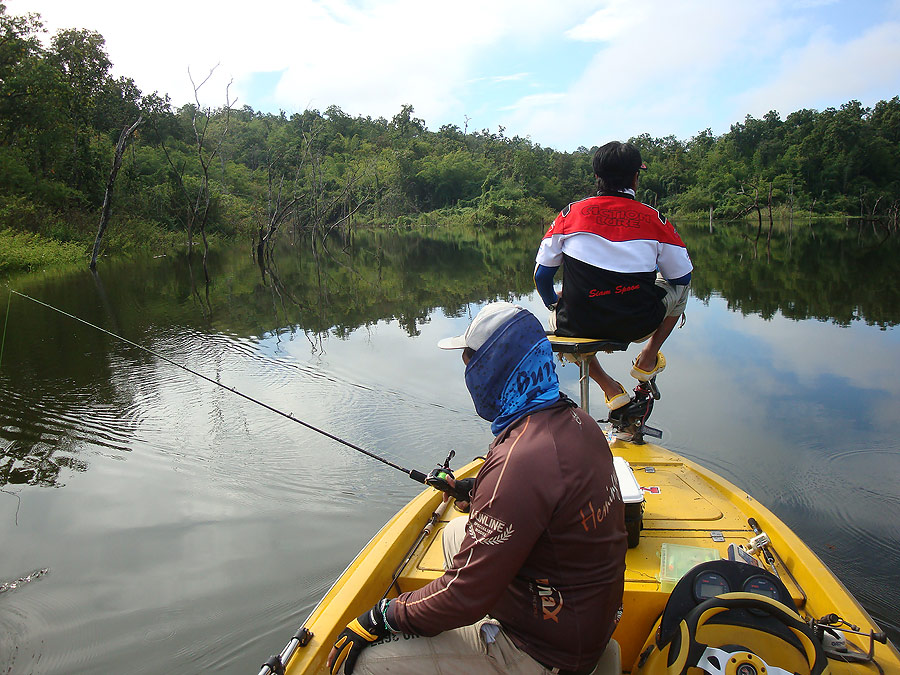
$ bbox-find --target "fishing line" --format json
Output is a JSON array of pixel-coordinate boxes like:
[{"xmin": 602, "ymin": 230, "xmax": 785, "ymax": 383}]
[
  {"xmin": 4, "ymin": 289, "xmax": 428, "ymax": 485},
  {"xmin": 0, "ymin": 291, "xmax": 11, "ymax": 374}
]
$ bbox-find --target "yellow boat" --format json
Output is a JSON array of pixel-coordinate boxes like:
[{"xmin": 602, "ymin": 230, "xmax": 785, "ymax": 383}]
[{"xmin": 258, "ymin": 338, "xmax": 900, "ymax": 675}]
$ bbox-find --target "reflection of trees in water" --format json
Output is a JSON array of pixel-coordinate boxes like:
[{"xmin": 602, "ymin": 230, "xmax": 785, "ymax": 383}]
[
  {"xmin": 5, "ymin": 221, "xmax": 895, "ymax": 489},
  {"xmin": 682, "ymin": 222, "xmax": 899, "ymax": 327},
  {"xmin": 263, "ymin": 222, "xmax": 900, "ymax": 334},
  {"xmin": 255, "ymin": 224, "xmax": 544, "ymax": 339},
  {"xmin": 1, "ymin": 439, "xmax": 88, "ymax": 489},
  {"xmin": 0, "ymin": 281, "xmax": 143, "ymax": 489},
  {"xmin": 0, "ymin": 371, "xmax": 133, "ymax": 488}
]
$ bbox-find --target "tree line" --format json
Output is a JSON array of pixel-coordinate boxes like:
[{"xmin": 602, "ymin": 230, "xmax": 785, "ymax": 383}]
[{"xmin": 2, "ymin": 3, "xmax": 899, "ymax": 272}]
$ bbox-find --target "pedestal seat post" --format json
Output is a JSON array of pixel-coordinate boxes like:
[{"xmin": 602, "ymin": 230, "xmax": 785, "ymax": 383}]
[{"xmin": 546, "ymin": 334, "xmax": 629, "ymax": 416}]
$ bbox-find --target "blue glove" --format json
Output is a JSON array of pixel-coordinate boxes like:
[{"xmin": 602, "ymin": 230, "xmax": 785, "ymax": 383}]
[{"xmin": 329, "ymin": 599, "xmax": 392, "ymax": 675}]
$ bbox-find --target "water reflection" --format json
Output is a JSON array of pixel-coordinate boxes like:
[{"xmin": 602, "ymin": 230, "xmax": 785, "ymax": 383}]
[
  {"xmin": 4, "ymin": 222, "xmax": 898, "ymax": 492},
  {"xmin": 0, "ymin": 223, "xmax": 898, "ymax": 673},
  {"xmin": 684, "ymin": 221, "xmax": 899, "ymax": 327}
]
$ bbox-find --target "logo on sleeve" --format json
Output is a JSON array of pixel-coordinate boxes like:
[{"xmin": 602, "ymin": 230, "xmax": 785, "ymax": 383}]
[{"xmin": 467, "ymin": 510, "xmax": 514, "ymax": 545}]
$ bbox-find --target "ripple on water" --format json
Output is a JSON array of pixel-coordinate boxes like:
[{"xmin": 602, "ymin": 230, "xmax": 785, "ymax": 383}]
[
  {"xmin": 765, "ymin": 443, "xmax": 900, "ymax": 642},
  {"xmin": 0, "ymin": 578, "xmax": 78, "ymax": 675},
  {"xmin": 108, "ymin": 329, "xmax": 485, "ymax": 511}
]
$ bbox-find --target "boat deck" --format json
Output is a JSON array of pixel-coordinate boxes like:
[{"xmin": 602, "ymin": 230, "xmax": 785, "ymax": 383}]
[
  {"xmin": 281, "ymin": 439, "xmax": 899, "ymax": 674},
  {"xmin": 393, "ymin": 439, "xmax": 895, "ymax": 673}
]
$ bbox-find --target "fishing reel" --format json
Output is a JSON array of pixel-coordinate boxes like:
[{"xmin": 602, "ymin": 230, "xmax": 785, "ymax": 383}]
[
  {"xmin": 425, "ymin": 450, "xmax": 475, "ymax": 506},
  {"xmin": 606, "ymin": 378, "xmax": 662, "ymax": 444}
]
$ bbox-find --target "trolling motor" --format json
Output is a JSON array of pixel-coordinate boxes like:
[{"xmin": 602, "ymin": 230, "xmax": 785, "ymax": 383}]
[
  {"xmin": 424, "ymin": 450, "xmax": 475, "ymax": 506},
  {"xmin": 606, "ymin": 378, "xmax": 662, "ymax": 444}
]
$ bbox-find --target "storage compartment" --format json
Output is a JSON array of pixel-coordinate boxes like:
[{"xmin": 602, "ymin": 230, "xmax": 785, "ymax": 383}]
[
  {"xmin": 614, "ymin": 457, "xmax": 644, "ymax": 548},
  {"xmin": 658, "ymin": 542, "xmax": 720, "ymax": 591}
]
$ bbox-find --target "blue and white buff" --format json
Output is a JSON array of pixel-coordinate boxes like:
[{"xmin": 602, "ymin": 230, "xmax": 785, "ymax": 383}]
[{"xmin": 464, "ymin": 309, "xmax": 561, "ymax": 435}]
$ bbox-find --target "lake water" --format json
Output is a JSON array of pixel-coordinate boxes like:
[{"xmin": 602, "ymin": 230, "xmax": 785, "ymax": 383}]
[{"xmin": 1, "ymin": 222, "xmax": 898, "ymax": 673}]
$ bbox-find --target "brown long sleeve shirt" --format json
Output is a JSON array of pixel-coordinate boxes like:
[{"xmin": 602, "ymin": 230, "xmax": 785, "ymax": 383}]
[{"xmin": 388, "ymin": 400, "xmax": 627, "ymax": 671}]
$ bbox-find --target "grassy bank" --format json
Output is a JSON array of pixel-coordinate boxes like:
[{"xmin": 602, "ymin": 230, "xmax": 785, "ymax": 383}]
[
  {"xmin": 0, "ymin": 229, "xmax": 87, "ymax": 275},
  {"xmin": 670, "ymin": 204, "xmax": 867, "ymax": 225},
  {"xmin": 363, "ymin": 196, "xmax": 556, "ymax": 229},
  {"xmin": 0, "ymin": 195, "xmax": 246, "ymax": 277},
  {"xmin": 0, "ymin": 194, "xmax": 557, "ymax": 277}
]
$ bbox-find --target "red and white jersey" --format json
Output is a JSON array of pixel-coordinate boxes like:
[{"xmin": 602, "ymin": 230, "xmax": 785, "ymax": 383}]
[
  {"xmin": 536, "ymin": 194, "xmax": 692, "ymax": 281},
  {"xmin": 535, "ymin": 193, "xmax": 692, "ymax": 341}
]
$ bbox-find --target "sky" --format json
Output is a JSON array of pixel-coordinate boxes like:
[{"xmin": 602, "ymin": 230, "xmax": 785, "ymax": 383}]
[{"xmin": 11, "ymin": 0, "xmax": 900, "ymax": 150}]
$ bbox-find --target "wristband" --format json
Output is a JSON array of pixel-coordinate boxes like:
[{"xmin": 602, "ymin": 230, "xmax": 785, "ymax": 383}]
[{"xmin": 379, "ymin": 599, "xmax": 397, "ymax": 634}]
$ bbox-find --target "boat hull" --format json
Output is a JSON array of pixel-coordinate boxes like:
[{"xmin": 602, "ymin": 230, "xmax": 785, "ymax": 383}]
[{"xmin": 276, "ymin": 441, "xmax": 900, "ymax": 675}]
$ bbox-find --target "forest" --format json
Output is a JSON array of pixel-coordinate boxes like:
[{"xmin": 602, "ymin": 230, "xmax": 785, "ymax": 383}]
[{"xmin": 2, "ymin": 3, "xmax": 899, "ymax": 274}]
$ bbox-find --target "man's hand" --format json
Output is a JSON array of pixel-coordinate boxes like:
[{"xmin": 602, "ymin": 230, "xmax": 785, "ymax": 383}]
[
  {"xmin": 326, "ymin": 600, "xmax": 391, "ymax": 675},
  {"xmin": 439, "ymin": 476, "xmax": 475, "ymax": 512}
]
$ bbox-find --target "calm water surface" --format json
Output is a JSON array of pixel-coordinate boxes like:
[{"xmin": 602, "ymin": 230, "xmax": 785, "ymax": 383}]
[{"xmin": 1, "ymin": 223, "xmax": 898, "ymax": 673}]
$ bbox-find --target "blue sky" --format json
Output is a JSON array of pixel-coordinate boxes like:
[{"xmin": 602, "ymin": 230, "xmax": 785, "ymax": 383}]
[{"xmin": 16, "ymin": 0, "xmax": 900, "ymax": 150}]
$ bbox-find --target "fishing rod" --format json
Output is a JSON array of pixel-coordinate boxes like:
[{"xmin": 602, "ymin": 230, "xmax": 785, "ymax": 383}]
[{"xmin": 3, "ymin": 289, "xmax": 443, "ymax": 486}]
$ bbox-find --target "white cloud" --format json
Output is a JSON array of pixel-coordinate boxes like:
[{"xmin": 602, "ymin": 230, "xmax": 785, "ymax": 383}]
[
  {"xmin": 793, "ymin": 0, "xmax": 839, "ymax": 7},
  {"xmin": 565, "ymin": 0, "xmax": 644, "ymax": 42},
  {"xmin": 13, "ymin": 0, "xmax": 900, "ymax": 149},
  {"xmin": 268, "ymin": 0, "xmax": 596, "ymax": 122},
  {"xmin": 18, "ymin": 0, "xmax": 596, "ymax": 120},
  {"xmin": 475, "ymin": 72, "xmax": 530, "ymax": 84},
  {"xmin": 500, "ymin": 0, "xmax": 900, "ymax": 148},
  {"xmin": 501, "ymin": 92, "xmax": 566, "ymax": 112},
  {"xmin": 734, "ymin": 22, "xmax": 900, "ymax": 118},
  {"xmin": 505, "ymin": 0, "xmax": 785, "ymax": 146}
]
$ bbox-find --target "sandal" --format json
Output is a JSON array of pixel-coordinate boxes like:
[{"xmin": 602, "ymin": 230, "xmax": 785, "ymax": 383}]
[
  {"xmin": 631, "ymin": 352, "xmax": 666, "ymax": 381},
  {"xmin": 605, "ymin": 382, "xmax": 631, "ymax": 410}
]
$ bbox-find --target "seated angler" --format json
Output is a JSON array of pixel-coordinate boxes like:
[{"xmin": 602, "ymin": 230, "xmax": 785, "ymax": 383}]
[
  {"xmin": 328, "ymin": 302, "xmax": 627, "ymax": 675},
  {"xmin": 534, "ymin": 141, "xmax": 693, "ymax": 412}
]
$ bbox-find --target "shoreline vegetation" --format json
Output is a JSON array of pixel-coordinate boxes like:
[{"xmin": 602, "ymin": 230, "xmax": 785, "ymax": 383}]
[{"xmin": 2, "ymin": 3, "xmax": 899, "ymax": 277}]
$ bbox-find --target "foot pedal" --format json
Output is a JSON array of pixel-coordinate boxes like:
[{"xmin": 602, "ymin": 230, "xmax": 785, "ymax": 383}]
[{"xmin": 604, "ymin": 388, "xmax": 660, "ymax": 444}]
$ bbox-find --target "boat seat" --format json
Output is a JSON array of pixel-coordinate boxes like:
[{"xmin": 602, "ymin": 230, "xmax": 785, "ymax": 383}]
[{"xmin": 546, "ymin": 333, "xmax": 630, "ymax": 356}]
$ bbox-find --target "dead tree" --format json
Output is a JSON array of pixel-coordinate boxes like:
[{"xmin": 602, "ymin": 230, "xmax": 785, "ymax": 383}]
[
  {"xmin": 788, "ymin": 178, "xmax": 795, "ymax": 244},
  {"xmin": 90, "ymin": 115, "xmax": 143, "ymax": 270},
  {"xmin": 159, "ymin": 65, "xmax": 234, "ymax": 274},
  {"xmin": 256, "ymin": 127, "xmax": 318, "ymax": 261},
  {"xmin": 256, "ymin": 123, "xmax": 377, "ymax": 264},
  {"xmin": 766, "ymin": 181, "xmax": 774, "ymax": 261},
  {"xmin": 188, "ymin": 66, "xmax": 233, "ymax": 271},
  {"xmin": 735, "ymin": 182, "xmax": 764, "ymax": 259}
]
